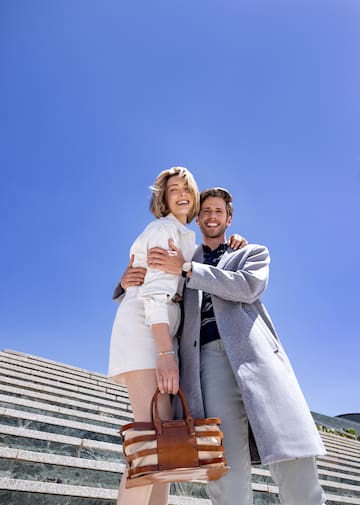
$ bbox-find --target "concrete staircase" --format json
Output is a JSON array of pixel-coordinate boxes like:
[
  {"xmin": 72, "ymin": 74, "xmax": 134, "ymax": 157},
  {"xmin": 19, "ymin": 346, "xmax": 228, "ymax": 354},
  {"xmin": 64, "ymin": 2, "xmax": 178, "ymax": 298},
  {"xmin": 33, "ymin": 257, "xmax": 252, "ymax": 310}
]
[{"xmin": 0, "ymin": 349, "xmax": 359, "ymax": 505}]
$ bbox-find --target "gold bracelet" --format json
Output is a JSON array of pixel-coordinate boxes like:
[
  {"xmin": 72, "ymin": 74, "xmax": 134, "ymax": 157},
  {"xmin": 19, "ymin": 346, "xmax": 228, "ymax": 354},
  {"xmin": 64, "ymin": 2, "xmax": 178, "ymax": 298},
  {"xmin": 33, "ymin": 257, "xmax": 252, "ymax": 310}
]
[{"xmin": 157, "ymin": 350, "xmax": 175, "ymax": 358}]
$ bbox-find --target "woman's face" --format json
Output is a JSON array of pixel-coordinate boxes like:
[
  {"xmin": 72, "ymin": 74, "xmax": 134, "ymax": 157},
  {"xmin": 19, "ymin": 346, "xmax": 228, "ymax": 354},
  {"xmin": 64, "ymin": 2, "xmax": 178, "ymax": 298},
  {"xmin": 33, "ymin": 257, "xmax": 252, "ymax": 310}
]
[{"xmin": 165, "ymin": 174, "xmax": 194, "ymax": 224}]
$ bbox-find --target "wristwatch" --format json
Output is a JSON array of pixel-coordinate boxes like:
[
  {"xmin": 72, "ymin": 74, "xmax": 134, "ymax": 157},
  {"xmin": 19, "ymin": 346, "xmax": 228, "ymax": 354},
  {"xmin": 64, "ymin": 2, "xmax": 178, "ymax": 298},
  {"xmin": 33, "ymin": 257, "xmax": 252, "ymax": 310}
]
[{"xmin": 181, "ymin": 261, "xmax": 192, "ymax": 278}]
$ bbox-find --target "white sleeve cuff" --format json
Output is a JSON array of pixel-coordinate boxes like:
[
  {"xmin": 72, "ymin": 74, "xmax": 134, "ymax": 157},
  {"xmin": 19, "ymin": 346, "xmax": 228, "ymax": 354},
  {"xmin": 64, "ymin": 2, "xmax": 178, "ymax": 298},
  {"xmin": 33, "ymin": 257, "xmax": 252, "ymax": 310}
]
[{"xmin": 144, "ymin": 295, "xmax": 170, "ymax": 326}]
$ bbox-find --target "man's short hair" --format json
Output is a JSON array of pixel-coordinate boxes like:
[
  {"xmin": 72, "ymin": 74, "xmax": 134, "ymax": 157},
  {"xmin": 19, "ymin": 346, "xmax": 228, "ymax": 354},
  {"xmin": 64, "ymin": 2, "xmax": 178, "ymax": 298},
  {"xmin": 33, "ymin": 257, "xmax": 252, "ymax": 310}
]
[{"xmin": 200, "ymin": 187, "xmax": 233, "ymax": 217}]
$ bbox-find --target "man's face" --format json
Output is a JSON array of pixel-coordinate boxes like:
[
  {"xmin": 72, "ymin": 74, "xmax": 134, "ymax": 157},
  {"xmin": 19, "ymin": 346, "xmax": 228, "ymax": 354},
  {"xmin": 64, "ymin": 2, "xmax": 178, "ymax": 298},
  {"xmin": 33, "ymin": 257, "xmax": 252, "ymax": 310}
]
[{"xmin": 196, "ymin": 196, "xmax": 232, "ymax": 239}]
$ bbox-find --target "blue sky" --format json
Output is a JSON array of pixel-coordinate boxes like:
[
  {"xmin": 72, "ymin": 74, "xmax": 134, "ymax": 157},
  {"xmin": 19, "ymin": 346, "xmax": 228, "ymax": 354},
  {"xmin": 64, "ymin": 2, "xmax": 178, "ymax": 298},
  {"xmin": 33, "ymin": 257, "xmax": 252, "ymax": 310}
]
[{"xmin": 1, "ymin": 0, "xmax": 359, "ymax": 418}]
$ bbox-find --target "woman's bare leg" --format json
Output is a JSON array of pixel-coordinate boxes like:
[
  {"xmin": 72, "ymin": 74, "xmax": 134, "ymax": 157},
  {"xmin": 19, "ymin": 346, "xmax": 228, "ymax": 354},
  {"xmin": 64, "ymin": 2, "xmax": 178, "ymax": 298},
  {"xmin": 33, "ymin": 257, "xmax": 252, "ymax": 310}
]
[
  {"xmin": 115, "ymin": 369, "xmax": 171, "ymax": 505},
  {"xmin": 149, "ymin": 482, "xmax": 170, "ymax": 505}
]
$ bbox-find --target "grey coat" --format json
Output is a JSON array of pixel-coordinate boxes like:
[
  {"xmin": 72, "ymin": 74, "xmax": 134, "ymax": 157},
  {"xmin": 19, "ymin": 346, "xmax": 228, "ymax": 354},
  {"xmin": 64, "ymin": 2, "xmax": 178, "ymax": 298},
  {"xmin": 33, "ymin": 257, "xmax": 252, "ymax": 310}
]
[{"xmin": 178, "ymin": 243, "xmax": 326, "ymax": 465}]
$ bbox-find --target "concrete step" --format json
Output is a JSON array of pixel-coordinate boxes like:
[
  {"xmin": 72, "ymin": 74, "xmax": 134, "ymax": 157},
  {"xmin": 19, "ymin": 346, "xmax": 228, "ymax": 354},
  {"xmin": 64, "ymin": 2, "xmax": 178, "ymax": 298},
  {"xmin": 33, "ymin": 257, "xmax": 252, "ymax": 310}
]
[
  {"xmin": 0, "ymin": 394, "xmax": 132, "ymax": 427},
  {"xmin": 320, "ymin": 453, "xmax": 360, "ymax": 473},
  {"xmin": 0, "ymin": 407, "xmax": 123, "ymax": 445},
  {"xmin": 0, "ymin": 383, "xmax": 129, "ymax": 419},
  {"xmin": 0, "ymin": 368, "xmax": 128, "ymax": 406},
  {"xmin": 1, "ymin": 440, "xmax": 360, "ymax": 501},
  {"xmin": 0, "ymin": 424, "xmax": 124, "ymax": 463},
  {"xmin": 1, "ymin": 350, "xmax": 112, "ymax": 386},
  {"xmin": 1, "ymin": 477, "xmax": 360, "ymax": 505},
  {"xmin": 0, "ymin": 374, "xmax": 129, "ymax": 413},
  {"xmin": 1, "ymin": 349, "xmax": 360, "ymax": 505},
  {"xmin": 321, "ymin": 433, "xmax": 360, "ymax": 452},
  {"xmin": 0, "ymin": 358, "xmax": 127, "ymax": 401},
  {"xmin": 0, "ymin": 448, "xmax": 122, "ymax": 490}
]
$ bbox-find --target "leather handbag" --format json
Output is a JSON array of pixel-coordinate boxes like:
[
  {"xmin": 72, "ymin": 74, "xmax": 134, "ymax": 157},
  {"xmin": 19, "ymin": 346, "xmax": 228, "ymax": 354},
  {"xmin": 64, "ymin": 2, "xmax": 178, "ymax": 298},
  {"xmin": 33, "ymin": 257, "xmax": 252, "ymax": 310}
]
[{"xmin": 120, "ymin": 387, "xmax": 229, "ymax": 488}]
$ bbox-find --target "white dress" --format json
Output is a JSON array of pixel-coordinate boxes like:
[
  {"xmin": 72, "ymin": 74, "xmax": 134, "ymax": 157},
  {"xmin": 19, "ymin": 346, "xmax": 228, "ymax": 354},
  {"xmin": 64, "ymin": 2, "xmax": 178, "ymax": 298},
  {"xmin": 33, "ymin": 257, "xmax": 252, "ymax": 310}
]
[{"xmin": 108, "ymin": 213, "xmax": 196, "ymax": 383}]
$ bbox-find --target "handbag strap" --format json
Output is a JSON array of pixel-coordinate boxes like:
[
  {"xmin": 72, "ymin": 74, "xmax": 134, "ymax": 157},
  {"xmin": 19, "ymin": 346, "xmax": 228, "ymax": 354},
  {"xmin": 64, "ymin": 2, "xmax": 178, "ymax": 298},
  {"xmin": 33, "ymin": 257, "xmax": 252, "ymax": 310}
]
[{"xmin": 151, "ymin": 387, "xmax": 195, "ymax": 436}]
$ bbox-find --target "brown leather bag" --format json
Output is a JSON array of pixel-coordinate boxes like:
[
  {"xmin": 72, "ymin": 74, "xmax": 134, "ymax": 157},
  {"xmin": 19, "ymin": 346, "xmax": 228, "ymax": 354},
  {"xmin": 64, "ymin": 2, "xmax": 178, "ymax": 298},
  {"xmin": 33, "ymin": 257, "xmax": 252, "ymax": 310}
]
[{"xmin": 120, "ymin": 388, "xmax": 229, "ymax": 488}]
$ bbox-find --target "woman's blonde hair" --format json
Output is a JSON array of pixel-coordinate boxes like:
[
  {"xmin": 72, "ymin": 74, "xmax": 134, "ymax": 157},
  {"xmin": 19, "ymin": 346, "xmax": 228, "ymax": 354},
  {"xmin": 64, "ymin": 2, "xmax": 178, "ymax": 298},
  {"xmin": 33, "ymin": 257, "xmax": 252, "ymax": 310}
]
[{"xmin": 150, "ymin": 166, "xmax": 200, "ymax": 223}]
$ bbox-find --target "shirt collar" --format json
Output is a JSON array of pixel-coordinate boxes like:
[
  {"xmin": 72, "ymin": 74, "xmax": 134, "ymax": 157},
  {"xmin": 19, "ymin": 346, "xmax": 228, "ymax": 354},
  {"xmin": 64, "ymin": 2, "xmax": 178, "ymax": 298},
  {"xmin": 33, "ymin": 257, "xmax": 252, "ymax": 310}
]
[
  {"xmin": 164, "ymin": 213, "xmax": 189, "ymax": 232},
  {"xmin": 202, "ymin": 242, "xmax": 228, "ymax": 256}
]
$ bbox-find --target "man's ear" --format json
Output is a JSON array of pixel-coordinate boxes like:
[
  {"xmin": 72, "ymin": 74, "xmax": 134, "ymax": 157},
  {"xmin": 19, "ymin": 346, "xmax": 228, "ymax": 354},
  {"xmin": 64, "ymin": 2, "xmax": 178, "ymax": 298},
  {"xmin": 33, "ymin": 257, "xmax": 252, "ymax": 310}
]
[
  {"xmin": 196, "ymin": 216, "xmax": 200, "ymax": 226},
  {"xmin": 225, "ymin": 215, "xmax": 232, "ymax": 228}
]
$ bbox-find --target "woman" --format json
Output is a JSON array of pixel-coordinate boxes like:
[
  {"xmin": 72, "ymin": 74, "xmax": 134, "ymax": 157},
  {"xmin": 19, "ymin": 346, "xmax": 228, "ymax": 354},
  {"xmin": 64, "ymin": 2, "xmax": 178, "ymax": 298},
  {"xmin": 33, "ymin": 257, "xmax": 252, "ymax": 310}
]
[
  {"xmin": 108, "ymin": 166, "xmax": 199, "ymax": 505},
  {"xmin": 108, "ymin": 167, "xmax": 243, "ymax": 505}
]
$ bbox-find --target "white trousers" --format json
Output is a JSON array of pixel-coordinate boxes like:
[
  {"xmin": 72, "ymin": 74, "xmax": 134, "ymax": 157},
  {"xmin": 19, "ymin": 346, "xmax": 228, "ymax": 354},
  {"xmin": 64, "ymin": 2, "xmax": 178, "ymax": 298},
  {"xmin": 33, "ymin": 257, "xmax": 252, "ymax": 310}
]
[{"xmin": 200, "ymin": 339, "xmax": 327, "ymax": 505}]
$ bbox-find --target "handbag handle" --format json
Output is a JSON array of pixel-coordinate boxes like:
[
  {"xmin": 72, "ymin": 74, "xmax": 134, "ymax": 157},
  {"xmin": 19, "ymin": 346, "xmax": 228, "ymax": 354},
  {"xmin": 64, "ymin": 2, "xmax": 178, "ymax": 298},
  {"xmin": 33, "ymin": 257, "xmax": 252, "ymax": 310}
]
[{"xmin": 151, "ymin": 387, "xmax": 195, "ymax": 436}]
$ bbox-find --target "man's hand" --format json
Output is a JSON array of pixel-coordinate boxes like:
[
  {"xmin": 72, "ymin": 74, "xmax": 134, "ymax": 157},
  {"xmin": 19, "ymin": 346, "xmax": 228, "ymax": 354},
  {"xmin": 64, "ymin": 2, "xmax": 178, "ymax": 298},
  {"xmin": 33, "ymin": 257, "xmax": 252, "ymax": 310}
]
[
  {"xmin": 147, "ymin": 239, "xmax": 185, "ymax": 275},
  {"xmin": 120, "ymin": 254, "xmax": 146, "ymax": 290},
  {"xmin": 228, "ymin": 234, "xmax": 248, "ymax": 250}
]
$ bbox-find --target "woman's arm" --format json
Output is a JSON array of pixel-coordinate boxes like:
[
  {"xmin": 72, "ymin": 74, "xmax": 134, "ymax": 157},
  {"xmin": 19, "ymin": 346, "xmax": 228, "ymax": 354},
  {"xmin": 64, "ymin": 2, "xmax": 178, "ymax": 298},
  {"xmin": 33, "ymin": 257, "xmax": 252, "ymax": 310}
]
[{"xmin": 152, "ymin": 323, "xmax": 179, "ymax": 395}]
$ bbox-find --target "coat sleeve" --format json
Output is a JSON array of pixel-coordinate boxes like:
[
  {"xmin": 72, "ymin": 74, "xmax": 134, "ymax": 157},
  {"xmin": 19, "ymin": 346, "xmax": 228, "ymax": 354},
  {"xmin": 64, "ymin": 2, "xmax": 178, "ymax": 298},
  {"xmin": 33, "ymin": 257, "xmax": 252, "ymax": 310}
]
[
  {"xmin": 112, "ymin": 281, "xmax": 124, "ymax": 302},
  {"xmin": 187, "ymin": 244, "xmax": 270, "ymax": 304}
]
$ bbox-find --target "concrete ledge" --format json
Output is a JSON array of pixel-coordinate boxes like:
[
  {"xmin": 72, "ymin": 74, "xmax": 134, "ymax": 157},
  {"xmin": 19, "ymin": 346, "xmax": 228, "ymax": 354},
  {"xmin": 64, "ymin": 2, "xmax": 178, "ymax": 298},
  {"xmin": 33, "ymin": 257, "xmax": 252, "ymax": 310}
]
[
  {"xmin": 320, "ymin": 454, "xmax": 360, "ymax": 471},
  {"xmin": 0, "ymin": 350, "xmax": 127, "ymax": 396},
  {"xmin": 324, "ymin": 445, "xmax": 360, "ymax": 461},
  {"xmin": 322, "ymin": 438, "xmax": 360, "ymax": 455},
  {"xmin": 0, "ymin": 478, "xmax": 277, "ymax": 500},
  {"xmin": 0, "ymin": 359, "xmax": 106, "ymax": 391},
  {"xmin": 0, "ymin": 354, "xmax": 124, "ymax": 393},
  {"xmin": 0, "ymin": 359, "xmax": 128, "ymax": 401},
  {"xmin": 2, "ymin": 445, "xmax": 359, "ymax": 489},
  {"xmin": 0, "ymin": 394, "xmax": 133, "ymax": 426},
  {"xmin": 324, "ymin": 495, "xmax": 360, "ymax": 505},
  {"xmin": 0, "ymin": 384, "xmax": 131, "ymax": 417},
  {"xmin": 0, "ymin": 425, "xmax": 123, "ymax": 454},
  {"xmin": 317, "ymin": 460, "xmax": 360, "ymax": 478},
  {"xmin": 319, "ymin": 467, "xmax": 360, "ymax": 484},
  {"xmin": 321, "ymin": 432, "xmax": 360, "ymax": 451},
  {"xmin": 1, "ymin": 350, "xmax": 126, "ymax": 396},
  {"xmin": 2, "ymin": 350, "xmax": 106, "ymax": 381},
  {"xmin": 0, "ymin": 368, "xmax": 125, "ymax": 404},
  {"xmin": 0, "ymin": 477, "xmax": 117, "ymax": 499},
  {"xmin": 0, "ymin": 407, "xmax": 125, "ymax": 436},
  {"xmin": 168, "ymin": 497, "xmax": 211, "ymax": 505},
  {"xmin": 1, "ymin": 478, "xmax": 360, "ymax": 504},
  {"xmin": 0, "ymin": 447, "xmax": 124, "ymax": 472},
  {"xmin": 0, "ymin": 375, "xmax": 130, "ymax": 410},
  {"xmin": 319, "ymin": 476, "xmax": 360, "ymax": 497}
]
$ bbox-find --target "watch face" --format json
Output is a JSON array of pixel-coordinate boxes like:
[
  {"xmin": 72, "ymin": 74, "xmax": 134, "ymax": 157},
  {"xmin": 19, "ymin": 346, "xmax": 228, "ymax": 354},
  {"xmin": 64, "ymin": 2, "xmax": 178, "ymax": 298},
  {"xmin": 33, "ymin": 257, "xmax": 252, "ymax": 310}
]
[{"xmin": 183, "ymin": 262, "xmax": 191, "ymax": 272}]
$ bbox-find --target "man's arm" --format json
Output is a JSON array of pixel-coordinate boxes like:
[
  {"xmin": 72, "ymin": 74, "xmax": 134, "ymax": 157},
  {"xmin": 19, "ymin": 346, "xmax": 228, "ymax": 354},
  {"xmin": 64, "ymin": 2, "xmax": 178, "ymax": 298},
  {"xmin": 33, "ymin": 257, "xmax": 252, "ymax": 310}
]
[
  {"xmin": 112, "ymin": 254, "xmax": 147, "ymax": 300},
  {"xmin": 147, "ymin": 240, "xmax": 185, "ymax": 275},
  {"xmin": 147, "ymin": 235, "xmax": 248, "ymax": 278},
  {"xmin": 188, "ymin": 245, "xmax": 270, "ymax": 304},
  {"xmin": 148, "ymin": 241, "xmax": 269, "ymax": 305}
]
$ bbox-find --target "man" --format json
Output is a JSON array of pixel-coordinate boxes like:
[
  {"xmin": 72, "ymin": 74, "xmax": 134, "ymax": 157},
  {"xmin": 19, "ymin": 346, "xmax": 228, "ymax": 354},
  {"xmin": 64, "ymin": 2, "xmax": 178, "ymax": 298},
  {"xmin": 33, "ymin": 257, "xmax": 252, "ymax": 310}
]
[{"xmin": 118, "ymin": 187, "xmax": 327, "ymax": 505}]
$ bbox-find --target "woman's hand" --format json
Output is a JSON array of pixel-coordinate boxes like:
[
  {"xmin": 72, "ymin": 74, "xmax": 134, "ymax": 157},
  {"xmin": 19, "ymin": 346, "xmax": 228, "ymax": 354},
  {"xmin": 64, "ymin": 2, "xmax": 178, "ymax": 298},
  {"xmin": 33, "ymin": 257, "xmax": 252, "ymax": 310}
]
[
  {"xmin": 156, "ymin": 354, "xmax": 179, "ymax": 395},
  {"xmin": 228, "ymin": 234, "xmax": 248, "ymax": 250}
]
